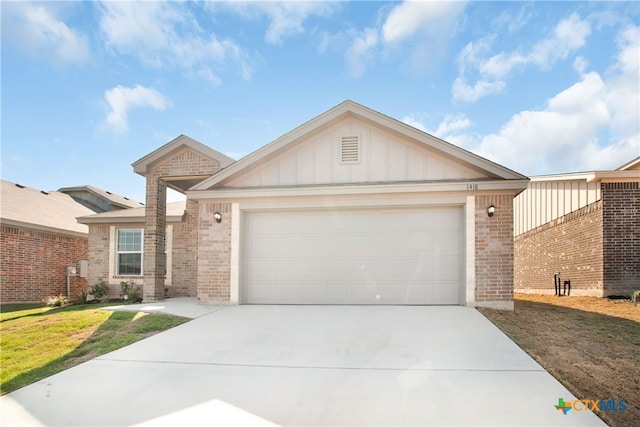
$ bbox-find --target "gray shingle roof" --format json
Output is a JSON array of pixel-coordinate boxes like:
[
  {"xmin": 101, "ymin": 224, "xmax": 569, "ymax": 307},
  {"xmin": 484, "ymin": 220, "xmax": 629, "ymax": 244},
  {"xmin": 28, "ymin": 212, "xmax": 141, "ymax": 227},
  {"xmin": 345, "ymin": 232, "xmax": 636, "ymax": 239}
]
[{"xmin": 0, "ymin": 180, "xmax": 95, "ymax": 236}]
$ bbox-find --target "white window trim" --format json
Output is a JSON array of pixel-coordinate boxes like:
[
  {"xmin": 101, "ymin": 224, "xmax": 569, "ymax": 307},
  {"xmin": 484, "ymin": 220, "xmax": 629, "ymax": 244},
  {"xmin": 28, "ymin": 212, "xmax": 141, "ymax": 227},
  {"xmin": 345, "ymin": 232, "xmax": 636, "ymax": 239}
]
[{"xmin": 116, "ymin": 228, "xmax": 144, "ymax": 276}]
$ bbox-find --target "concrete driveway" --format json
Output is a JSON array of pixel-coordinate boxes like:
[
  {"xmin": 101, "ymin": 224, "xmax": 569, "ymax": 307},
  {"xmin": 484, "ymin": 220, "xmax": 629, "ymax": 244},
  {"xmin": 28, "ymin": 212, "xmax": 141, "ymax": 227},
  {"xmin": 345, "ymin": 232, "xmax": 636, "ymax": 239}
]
[{"xmin": 1, "ymin": 305, "xmax": 604, "ymax": 426}]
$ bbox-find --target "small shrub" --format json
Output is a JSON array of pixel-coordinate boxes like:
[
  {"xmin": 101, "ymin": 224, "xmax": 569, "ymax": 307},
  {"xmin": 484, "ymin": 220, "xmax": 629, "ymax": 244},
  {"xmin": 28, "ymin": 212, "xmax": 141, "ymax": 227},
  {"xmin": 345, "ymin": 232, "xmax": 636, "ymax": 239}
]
[
  {"xmin": 74, "ymin": 290, "xmax": 88, "ymax": 305},
  {"xmin": 120, "ymin": 280, "xmax": 143, "ymax": 303},
  {"xmin": 631, "ymin": 290, "xmax": 640, "ymax": 304},
  {"xmin": 89, "ymin": 279, "xmax": 109, "ymax": 302},
  {"xmin": 44, "ymin": 294, "xmax": 69, "ymax": 307}
]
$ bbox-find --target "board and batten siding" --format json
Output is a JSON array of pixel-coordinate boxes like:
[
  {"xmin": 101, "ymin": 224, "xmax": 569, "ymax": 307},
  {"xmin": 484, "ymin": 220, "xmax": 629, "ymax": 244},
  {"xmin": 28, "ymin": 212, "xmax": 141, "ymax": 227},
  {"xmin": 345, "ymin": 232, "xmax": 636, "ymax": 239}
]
[
  {"xmin": 514, "ymin": 178, "xmax": 601, "ymax": 236},
  {"xmin": 225, "ymin": 118, "xmax": 488, "ymax": 188}
]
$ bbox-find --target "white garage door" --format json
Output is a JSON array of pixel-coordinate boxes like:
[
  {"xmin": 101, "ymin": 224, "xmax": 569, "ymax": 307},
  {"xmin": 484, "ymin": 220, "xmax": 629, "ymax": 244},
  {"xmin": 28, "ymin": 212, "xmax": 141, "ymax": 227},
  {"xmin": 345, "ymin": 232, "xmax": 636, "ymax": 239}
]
[{"xmin": 243, "ymin": 207, "xmax": 463, "ymax": 305}]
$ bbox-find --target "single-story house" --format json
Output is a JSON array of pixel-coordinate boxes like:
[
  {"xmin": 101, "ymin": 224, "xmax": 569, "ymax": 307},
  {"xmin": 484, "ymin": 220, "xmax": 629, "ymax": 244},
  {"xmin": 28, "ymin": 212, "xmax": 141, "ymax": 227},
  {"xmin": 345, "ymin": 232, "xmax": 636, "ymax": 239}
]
[
  {"xmin": 0, "ymin": 181, "xmax": 141, "ymax": 303},
  {"xmin": 513, "ymin": 157, "xmax": 640, "ymax": 297},
  {"xmin": 78, "ymin": 101, "xmax": 529, "ymax": 309}
]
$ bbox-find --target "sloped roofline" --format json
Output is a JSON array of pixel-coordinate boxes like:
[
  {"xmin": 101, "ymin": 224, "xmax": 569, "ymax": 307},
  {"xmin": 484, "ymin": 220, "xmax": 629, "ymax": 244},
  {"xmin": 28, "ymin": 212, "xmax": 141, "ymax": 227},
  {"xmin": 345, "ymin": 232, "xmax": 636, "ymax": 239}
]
[
  {"xmin": 191, "ymin": 100, "xmax": 527, "ymax": 191},
  {"xmin": 58, "ymin": 185, "xmax": 143, "ymax": 209},
  {"xmin": 132, "ymin": 134, "xmax": 235, "ymax": 175},
  {"xmin": 617, "ymin": 156, "xmax": 640, "ymax": 171}
]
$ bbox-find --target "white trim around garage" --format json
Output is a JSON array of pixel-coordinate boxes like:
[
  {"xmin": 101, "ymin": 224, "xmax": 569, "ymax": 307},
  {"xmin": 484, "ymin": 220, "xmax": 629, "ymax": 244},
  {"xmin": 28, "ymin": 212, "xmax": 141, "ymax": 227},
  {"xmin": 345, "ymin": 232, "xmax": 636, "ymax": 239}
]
[{"xmin": 227, "ymin": 193, "xmax": 477, "ymax": 306}]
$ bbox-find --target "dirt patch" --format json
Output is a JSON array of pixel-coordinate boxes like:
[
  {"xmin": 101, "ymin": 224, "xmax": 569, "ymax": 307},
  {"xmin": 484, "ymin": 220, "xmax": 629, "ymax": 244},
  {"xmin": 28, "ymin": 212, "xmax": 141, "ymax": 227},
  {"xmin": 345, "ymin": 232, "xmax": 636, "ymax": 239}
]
[{"xmin": 478, "ymin": 294, "xmax": 639, "ymax": 427}]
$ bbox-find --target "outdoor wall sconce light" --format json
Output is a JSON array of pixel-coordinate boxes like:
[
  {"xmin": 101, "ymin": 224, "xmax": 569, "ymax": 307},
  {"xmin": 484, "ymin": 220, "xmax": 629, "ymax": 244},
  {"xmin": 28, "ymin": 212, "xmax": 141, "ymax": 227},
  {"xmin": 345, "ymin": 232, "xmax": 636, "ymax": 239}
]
[
  {"xmin": 214, "ymin": 211, "xmax": 222, "ymax": 223},
  {"xmin": 487, "ymin": 205, "xmax": 496, "ymax": 218}
]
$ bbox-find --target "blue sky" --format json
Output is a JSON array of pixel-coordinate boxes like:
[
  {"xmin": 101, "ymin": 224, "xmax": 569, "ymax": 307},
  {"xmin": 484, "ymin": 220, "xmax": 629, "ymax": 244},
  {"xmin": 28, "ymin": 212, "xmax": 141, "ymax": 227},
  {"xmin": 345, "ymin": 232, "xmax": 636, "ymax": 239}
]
[{"xmin": 2, "ymin": 1, "xmax": 639, "ymax": 203}]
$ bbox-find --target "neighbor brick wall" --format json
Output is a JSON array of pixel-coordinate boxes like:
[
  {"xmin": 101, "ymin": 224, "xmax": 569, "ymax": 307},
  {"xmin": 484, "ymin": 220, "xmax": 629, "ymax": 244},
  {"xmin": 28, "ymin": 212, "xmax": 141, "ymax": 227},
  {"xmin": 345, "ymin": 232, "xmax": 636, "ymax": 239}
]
[
  {"xmin": 602, "ymin": 182, "xmax": 640, "ymax": 296},
  {"xmin": 0, "ymin": 224, "xmax": 88, "ymax": 303},
  {"xmin": 170, "ymin": 199, "xmax": 199, "ymax": 297},
  {"xmin": 197, "ymin": 202, "xmax": 232, "ymax": 302},
  {"xmin": 475, "ymin": 195, "xmax": 514, "ymax": 308},
  {"xmin": 514, "ymin": 201, "xmax": 603, "ymax": 296}
]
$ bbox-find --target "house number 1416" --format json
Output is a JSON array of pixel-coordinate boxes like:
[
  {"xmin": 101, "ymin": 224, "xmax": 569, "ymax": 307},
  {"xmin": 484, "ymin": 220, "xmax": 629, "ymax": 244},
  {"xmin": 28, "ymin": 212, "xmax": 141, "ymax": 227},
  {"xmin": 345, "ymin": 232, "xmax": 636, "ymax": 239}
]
[{"xmin": 466, "ymin": 184, "xmax": 479, "ymax": 190}]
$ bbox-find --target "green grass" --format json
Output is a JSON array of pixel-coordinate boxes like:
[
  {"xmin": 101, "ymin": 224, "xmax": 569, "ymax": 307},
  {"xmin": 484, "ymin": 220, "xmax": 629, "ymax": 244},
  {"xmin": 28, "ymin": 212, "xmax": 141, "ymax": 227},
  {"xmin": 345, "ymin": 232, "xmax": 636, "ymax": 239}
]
[{"xmin": 0, "ymin": 303, "xmax": 188, "ymax": 395}]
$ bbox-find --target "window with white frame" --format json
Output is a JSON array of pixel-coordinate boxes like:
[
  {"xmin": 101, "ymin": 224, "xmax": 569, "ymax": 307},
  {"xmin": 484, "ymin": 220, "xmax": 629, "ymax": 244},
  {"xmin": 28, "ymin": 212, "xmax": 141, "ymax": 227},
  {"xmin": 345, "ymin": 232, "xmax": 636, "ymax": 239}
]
[{"xmin": 116, "ymin": 229, "xmax": 143, "ymax": 276}]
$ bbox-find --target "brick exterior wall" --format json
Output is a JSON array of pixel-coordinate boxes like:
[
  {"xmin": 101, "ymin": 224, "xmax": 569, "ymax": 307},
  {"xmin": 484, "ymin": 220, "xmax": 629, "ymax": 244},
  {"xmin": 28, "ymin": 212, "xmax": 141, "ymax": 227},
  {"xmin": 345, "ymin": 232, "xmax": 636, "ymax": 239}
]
[
  {"xmin": 514, "ymin": 202, "xmax": 603, "ymax": 296},
  {"xmin": 0, "ymin": 224, "xmax": 88, "ymax": 303},
  {"xmin": 87, "ymin": 224, "xmax": 110, "ymax": 287},
  {"xmin": 141, "ymin": 146, "xmax": 222, "ymax": 301},
  {"xmin": 602, "ymin": 182, "xmax": 640, "ymax": 296},
  {"xmin": 143, "ymin": 176, "xmax": 167, "ymax": 301},
  {"xmin": 475, "ymin": 194, "xmax": 514, "ymax": 309},
  {"xmin": 197, "ymin": 202, "xmax": 232, "ymax": 302},
  {"xmin": 170, "ymin": 199, "xmax": 199, "ymax": 297}
]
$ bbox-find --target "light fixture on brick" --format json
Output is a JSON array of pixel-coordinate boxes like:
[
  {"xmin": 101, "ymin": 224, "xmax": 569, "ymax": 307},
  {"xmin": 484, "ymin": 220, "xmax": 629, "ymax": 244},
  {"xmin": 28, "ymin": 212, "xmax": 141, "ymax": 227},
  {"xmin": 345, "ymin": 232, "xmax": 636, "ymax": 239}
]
[
  {"xmin": 487, "ymin": 205, "xmax": 496, "ymax": 217},
  {"xmin": 214, "ymin": 211, "xmax": 222, "ymax": 223}
]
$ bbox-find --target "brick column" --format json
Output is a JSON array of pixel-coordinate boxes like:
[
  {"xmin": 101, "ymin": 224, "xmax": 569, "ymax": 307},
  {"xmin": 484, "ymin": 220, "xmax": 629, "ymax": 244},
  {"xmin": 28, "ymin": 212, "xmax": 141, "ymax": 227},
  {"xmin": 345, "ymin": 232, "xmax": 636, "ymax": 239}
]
[{"xmin": 143, "ymin": 176, "xmax": 167, "ymax": 301}]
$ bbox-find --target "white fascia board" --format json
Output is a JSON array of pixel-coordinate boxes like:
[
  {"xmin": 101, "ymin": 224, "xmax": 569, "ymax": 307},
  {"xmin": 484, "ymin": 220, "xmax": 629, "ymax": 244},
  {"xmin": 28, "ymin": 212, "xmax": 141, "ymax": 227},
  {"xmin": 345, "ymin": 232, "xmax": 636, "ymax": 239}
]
[
  {"xmin": 77, "ymin": 214, "xmax": 185, "ymax": 225},
  {"xmin": 187, "ymin": 179, "xmax": 530, "ymax": 201},
  {"xmin": 0, "ymin": 218, "xmax": 88, "ymax": 238},
  {"xmin": 529, "ymin": 170, "xmax": 640, "ymax": 183}
]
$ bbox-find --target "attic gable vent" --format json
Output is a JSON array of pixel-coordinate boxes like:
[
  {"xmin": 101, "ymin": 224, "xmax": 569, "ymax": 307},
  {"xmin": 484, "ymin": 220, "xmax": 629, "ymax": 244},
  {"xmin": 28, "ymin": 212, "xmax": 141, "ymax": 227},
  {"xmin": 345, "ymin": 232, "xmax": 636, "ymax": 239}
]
[{"xmin": 341, "ymin": 136, "xmax": 360, "ymax": 163}]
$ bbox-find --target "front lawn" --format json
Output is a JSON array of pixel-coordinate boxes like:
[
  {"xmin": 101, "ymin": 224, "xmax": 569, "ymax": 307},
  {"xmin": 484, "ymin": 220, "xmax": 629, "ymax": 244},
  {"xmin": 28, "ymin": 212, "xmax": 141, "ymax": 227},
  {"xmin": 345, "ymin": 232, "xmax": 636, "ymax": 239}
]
[{"xmin": 0, "ymin": 303, "xmax": 188, "ymax": 395}]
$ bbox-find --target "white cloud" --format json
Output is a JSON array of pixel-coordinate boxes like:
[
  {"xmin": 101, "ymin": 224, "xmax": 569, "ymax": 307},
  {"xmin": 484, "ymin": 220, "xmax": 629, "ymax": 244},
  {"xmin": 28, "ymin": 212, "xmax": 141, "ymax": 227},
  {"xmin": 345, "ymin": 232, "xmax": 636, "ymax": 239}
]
[
  {"xmin": 403, "ymin": 113, "xmax": 472, "ymax": 137},
  {"xmin": 382, "ymin": 1, "xmax": 466, "ymax": 43},
  {"xmin": 104, "ymin": 85, "xmax": 170, "ymax": 133},
  {"xmin": 530, "ymin": 13, "xmax": 591, "ymax": 69},
  {"xmin": 220, "ymin": 2, "xmax": 338, "ymax": 45},
  {"xmin": 434, "ymin": 114, "xmax": 473, "ymax": 137},
  {"xmin": 98, "ymin": 1, "xmax": 251, "ymax": 81},
  {"xmin": 473, "ymin": 53, "xmax": 639, "ymax": 176},
  {"xmin": 345, "ymin": 28, "xmax": 378, "ymax": 77},
  {"xmin": 3, "ymin": 2, "xmax": 90, "ymax": 65},
  {"xmin": 467, "ymin": 26, "xmax": 639, "ymax": 175},
  {"xmin": 573, "ymin": 56, "xmax": 588, "ymax": 73},
  {"xmin": 452, "ymin": 78, "xmax": 505, "ymax": 103},
  {"xmin": 454, "ymin": 13, "xmax": 592, "ymax": 102}
]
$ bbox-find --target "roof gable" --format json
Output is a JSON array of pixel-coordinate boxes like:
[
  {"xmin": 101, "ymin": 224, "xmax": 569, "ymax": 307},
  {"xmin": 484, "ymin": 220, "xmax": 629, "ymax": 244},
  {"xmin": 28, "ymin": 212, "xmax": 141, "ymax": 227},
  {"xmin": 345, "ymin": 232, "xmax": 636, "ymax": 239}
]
[
  {"xmin": 132, "ymin": 135, "xmax": 235, "ymax": 176},
  {"xmin": 192, "ymin": 100, "xmax": 526, "ymax": 191}
]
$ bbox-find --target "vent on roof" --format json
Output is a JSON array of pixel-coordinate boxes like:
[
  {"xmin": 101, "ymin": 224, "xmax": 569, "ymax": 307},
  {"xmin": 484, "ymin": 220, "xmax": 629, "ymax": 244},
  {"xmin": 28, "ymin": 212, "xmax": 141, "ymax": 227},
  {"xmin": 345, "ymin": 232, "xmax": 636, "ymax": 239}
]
[
  {"xmin": 40, "ymin": 191, "xmax": 49, "ymax": 195},
  {"xmin": 341, "ymin": 136, "xmax": 360, "ymax": 164},
  {"xmin": 106, "ymin": 191, "xmax": 112, "ymax": 195},
  {"xmin": 15, "ymin": 183, "xmax": 26, "ymax": 189}
]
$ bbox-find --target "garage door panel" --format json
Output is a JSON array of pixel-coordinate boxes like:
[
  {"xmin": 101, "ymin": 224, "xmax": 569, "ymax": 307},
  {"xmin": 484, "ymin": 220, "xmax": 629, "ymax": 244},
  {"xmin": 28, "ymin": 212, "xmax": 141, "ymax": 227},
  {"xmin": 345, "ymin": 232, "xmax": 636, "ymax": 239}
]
[
  {"xmin": 247, "ymin": 261, "xmax": 275, "ymax": 281},
  {"xmin": 323, "ymin": 259, "xmax": 351, "ymax": 280},
  {"xmin": 274, "ymin": 259, "xmax": 324, "ymax": 280},
  {"xmin": 243, "ymin": 207, "xmax": 463, "ymax": 305}
]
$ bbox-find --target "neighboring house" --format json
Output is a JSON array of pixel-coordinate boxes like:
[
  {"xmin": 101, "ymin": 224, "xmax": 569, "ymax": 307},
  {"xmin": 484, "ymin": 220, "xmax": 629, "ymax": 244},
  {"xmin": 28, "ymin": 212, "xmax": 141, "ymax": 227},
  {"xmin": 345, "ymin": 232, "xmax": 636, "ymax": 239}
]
[
  {"xmin": 59, "ymin": 185, "xmax": 144, "ymax": 212},
  {"xmin": 513, "ymin": 157, "xmax": 640, "ymax": 297},
  {"xmin": 0, "ymin": 180, "xmax": 140, "ymax": 303},
  {"xmin": 78, "ymin": 101, "xmax": 529, "ymax": 309}
]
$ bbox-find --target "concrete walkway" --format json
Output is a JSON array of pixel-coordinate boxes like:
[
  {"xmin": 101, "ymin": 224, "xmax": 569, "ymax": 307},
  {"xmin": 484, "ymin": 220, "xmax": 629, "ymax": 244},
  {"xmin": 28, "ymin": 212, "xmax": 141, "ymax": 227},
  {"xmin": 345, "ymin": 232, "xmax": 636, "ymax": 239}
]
[
  {"xmin": 1, "ymin": 304, "xmax": 605, "ymax": 426},
  {"xmin": 99, "ymin": 297, "xmax": 224, "ymax": 319}
]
